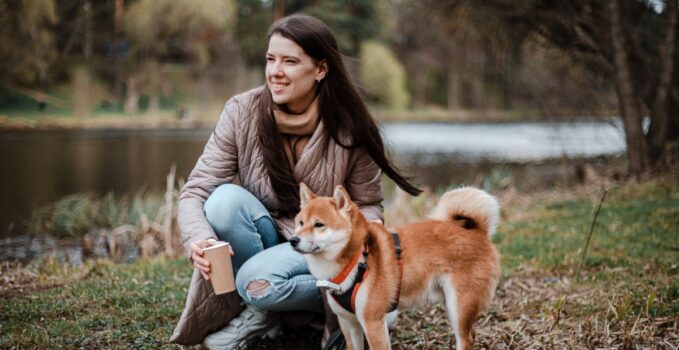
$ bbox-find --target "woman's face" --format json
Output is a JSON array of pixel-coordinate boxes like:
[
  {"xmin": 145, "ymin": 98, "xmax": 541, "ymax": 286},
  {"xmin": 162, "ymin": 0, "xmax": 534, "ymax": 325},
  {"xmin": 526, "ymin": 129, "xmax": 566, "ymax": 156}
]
[{"xmin": 266, "ymin": 34, "xmax": 327, "ymax": 114}]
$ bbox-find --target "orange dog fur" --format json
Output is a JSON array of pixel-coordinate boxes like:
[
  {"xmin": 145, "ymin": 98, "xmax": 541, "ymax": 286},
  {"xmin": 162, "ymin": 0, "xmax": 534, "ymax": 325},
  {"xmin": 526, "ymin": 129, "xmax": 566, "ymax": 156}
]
[{"xmin": 291, "ymin": 184, "xmax": 501, "ymax": 350}]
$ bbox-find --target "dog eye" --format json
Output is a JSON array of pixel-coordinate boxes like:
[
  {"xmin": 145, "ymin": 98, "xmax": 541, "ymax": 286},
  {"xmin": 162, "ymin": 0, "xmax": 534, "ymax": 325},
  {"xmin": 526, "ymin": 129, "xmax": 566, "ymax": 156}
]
[
  {"xmin": 299, "ymin": 220, "xmax": 304, "ymax": 226},
  {"xmin": 314, "ymin": 222, "xmax": 325, "ymax": 228}
]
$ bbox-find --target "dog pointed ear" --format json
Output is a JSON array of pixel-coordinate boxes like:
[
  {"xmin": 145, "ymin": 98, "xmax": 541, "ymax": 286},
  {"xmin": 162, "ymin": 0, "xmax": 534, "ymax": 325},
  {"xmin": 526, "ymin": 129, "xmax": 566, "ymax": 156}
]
[
  {"xmin": 333, "ymin": 185, "xmax": 352, "ymax": 213},
  {"xmin": 299, "ymin": 182, "xmax": 316, "ymax": 208}
]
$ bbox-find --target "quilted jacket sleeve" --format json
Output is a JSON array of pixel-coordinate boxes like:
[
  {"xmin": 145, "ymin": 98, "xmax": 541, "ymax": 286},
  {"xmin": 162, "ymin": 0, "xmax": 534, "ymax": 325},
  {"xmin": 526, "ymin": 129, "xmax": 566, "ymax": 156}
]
[
  {"xmin": 177, "ymin": 99, "xmax": 240, "ymax": 258},
  {"xmin": 345, "ymin": 148, "xmax": 384, "ymax": 223}
]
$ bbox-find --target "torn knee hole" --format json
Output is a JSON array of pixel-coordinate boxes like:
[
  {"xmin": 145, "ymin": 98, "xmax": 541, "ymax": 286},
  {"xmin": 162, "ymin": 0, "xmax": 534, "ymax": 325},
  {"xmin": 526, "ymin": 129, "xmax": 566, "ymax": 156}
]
[{"xmin": 246, "ymin": 279, "xmax": 270, "ymax": 296}]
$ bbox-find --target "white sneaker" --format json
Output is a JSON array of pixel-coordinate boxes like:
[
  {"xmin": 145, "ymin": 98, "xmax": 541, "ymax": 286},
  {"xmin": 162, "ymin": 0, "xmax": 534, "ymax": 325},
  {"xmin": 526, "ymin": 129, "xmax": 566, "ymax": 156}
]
[{"xmin": 203, "ymin": 305, "xmax": 282, "ymax": 350}]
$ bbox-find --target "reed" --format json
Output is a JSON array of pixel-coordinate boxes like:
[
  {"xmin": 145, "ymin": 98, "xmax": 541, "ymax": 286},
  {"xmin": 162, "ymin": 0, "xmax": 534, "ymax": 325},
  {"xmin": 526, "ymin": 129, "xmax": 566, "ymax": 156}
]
[{"xmin": 28, "ymin": 166, "xmax": 183, "ymax": 258}]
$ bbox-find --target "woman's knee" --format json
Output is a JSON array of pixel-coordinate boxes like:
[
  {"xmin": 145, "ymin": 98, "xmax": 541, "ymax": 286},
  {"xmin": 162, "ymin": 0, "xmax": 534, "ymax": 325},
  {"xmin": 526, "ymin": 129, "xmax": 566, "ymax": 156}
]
[
  {"xmin": 235, "ymin": 262, "xmax": 279, "ymax": 308},
  {"xmin": 204, "ymin": 184, "xmax": 255, "ymax": 230},
  {"xmin": 235, "ymin": 243, "xmax": 313, "ymax": 310}
]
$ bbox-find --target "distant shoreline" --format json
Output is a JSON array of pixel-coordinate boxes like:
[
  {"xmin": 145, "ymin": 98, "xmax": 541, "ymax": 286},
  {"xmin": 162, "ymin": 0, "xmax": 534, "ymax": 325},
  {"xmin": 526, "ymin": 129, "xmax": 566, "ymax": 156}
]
[{"xmin": 0, "ymin": 110, "xmax": 618, "ymax": 131}]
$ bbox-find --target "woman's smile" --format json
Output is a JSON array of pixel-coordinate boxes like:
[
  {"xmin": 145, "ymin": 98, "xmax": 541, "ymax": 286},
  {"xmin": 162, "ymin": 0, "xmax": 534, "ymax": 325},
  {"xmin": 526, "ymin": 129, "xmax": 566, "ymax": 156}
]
[
  {"xmin": 266, "ymin": 34, "xmax": 325, "ymax": 113},
  {"xmin": 270, "ymin": 81, "xmax": 289, "ymax": 92}
]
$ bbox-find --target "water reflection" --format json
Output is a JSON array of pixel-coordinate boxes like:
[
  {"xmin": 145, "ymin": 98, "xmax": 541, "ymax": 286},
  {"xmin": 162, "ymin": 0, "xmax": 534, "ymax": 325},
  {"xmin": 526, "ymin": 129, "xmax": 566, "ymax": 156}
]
[
  {"xmin": 0, "ymin": 129, "xmax": 208, "ymax": 237},
  {"xmin": 381, "ymin": 119, "xmax": 625, "ymax": 162},
  {"xmin": 0, "ymin": 120, "xmax": 625, "ymax": 242}
]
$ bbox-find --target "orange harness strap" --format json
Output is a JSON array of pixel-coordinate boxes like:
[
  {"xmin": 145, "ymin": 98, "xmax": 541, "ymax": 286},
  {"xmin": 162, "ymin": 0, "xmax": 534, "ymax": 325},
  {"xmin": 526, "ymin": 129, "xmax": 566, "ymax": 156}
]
[
  {"xmin": 329, "ymin": 250, "xmax": 362, "ymax": 286},
  {"xmin": 329, "ymin": 232, "xmax": 402, "ymax": 314}
]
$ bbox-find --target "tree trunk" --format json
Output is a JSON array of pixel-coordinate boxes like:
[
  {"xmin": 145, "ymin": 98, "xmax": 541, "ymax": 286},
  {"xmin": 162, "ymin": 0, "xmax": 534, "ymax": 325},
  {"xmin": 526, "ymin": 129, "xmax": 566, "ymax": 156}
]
[
  {"xmin": 274, "ymin": 0, "xmax": 285, "ymax": 21},
  {"xmin": 447, "ymin": 40, "xmax": 461, "ymax": 109},
  {"xmin": 670, "ymin": 88, "xmax": 679, "ymax": 140},
  {"xmin": 413, "ymin": 67, "xmax": 427, "ymax": 108},
  {"xmin": 124, "ymin": 76, "xmax": 139, "ymax": 114},
  {"xmin": 470, "ymin": 43, "xmax": 484, "ymax": 109},
  {"xmin": 83, "ymin": 0, "xmax": 92, "ymax": 63},
  {"xmin": 114, "ymin": 0, "xmax": 125, "ymax": 106},
  {"xmin": 147, "ymin": 60, "xmax": 161, "ymax": 114},
  {"xmin": 149, "ymin": 94, "xmax": 160, "ymax": 114},
  {"xmin": 648, "ymin": 0, "xmax": 678, "ymax": 164},
  {"xmin": 74, "ymin": 67, "xmax": 91, "ymax": 118},
  {"xmin": 609, "ymin": 0, "xmax": 650, "ymax": 178}
]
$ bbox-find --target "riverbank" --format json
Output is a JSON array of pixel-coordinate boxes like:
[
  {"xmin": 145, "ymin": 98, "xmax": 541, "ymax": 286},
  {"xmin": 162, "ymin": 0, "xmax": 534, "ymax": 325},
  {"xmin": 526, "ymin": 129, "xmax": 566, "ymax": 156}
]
[
  {"xmin": 1, "ymin": 165, "xmax": 677, "ymax": 348},
  {"xmin": 0, "ymin": 107, "xmax": 615, "ymax": 131},
  {"xmin": 0, "ymin": 112, "xmax": 216, "ymax": 131}
]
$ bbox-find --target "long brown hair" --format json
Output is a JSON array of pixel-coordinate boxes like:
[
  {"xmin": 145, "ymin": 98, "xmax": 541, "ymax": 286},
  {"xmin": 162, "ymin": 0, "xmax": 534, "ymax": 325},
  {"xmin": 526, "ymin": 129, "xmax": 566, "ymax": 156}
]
[{"xmin": 254, "ymin": 14, "xmax": 421, "ymax": 213}]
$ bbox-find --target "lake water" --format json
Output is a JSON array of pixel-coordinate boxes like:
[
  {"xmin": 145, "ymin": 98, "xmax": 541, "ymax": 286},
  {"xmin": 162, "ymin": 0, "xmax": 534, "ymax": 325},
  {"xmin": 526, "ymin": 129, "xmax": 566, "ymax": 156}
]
[
  {"xmin": 382, "ymin": 120, "xmax": 625, "ymax": 162},
  {"xmin": 0, "ymin": 119, "xmax": 626, "ymax": 241}
]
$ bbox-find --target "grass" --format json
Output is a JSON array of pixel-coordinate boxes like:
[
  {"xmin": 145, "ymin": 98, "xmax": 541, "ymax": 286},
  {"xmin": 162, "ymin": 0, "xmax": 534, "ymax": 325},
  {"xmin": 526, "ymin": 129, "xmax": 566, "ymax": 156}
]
[
  {"xmin": 470, "ymin": 175, "xmax": 679, "ymax": 348},
  {"xmin": 498, "ymin": 181, "xmax": 679, "ymax": 273},
  {"xmin": 1, "ymin": 168, "xmax": 678, "ymax": 348},
  {"xmin": 28, "ymin": 192, "xmax": 165, "ymax": 239},
  {"xmin": 0, "ymin": 257, "xmax": 190, "ymax": 349}
]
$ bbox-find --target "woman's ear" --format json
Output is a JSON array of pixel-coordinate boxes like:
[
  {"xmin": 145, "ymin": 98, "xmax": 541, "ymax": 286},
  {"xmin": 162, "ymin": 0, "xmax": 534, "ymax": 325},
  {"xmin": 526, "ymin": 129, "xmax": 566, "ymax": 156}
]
[{"xmin": 316, "ymin": 60, "xmax": 328, "ymax": 81}]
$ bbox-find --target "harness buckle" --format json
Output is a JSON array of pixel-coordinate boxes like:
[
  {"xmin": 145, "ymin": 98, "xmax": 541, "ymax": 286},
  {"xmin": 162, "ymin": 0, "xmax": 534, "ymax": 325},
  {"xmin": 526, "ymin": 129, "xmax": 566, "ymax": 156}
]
[{"xmin": 316, "ymin": 280, "xmax": 342, "ymax": 292}]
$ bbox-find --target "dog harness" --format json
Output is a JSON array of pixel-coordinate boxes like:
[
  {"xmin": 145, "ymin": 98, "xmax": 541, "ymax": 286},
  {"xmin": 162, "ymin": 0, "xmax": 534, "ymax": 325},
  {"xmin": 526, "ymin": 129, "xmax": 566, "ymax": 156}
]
[{"xmin": 324, "ymin": 232, "xmax": 402, "ymax": 314}]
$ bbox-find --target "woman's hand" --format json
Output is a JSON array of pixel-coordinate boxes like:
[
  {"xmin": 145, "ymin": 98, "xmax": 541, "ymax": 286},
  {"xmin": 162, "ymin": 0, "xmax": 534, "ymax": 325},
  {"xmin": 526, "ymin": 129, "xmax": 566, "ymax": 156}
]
[{"xmin": 190, "ymin": 239, "xmax": 235, "ymax": 280}]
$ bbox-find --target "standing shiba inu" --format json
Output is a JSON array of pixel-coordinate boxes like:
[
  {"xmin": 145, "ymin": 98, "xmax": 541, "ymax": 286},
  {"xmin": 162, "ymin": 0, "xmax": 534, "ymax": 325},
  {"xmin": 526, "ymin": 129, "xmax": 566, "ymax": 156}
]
[{"xmin": 290, "ymin": 184, "xmax": 501, "ymax": 350}]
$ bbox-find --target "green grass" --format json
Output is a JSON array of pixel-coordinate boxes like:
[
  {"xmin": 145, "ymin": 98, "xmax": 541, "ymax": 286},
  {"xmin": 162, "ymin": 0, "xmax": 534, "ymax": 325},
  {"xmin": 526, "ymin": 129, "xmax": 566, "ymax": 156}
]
[
  {"xmin": 493, "ymin": 177, "xmax": 679, "ymax": 327},
  {"xmin": 0, "ymin": 257, "xmax": 191, "ymax": 349},
  {"xmin": 497, "ymin": 180, "xmax": 678, "ymax": 274},
  {"xmin": 2, "ymin": 170, "xmax": 678, "ymax": 348}
]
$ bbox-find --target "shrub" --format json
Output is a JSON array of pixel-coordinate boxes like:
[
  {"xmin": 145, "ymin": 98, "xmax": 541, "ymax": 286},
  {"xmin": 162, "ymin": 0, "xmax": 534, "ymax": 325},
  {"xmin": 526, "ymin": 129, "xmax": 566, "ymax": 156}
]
[
  {"xmin": 360, "ymin": 40, "xmax": 410, "ymax": 109},
  {"xmin": 28, "ymin": 192, "xmax": 164, "ymax": 238}
]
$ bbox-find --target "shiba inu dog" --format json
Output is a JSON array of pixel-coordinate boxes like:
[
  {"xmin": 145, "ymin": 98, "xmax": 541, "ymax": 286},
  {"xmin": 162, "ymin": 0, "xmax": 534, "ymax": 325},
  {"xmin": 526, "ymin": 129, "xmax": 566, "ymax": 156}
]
[{"xmin": 289, "ymin": 184, "xmax": 500, "ymax": 350}]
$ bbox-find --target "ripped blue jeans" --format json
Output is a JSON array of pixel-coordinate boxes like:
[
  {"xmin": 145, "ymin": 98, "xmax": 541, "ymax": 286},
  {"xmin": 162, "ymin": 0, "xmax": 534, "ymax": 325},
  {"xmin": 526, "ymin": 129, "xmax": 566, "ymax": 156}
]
[{"xmin": 204, "ymin": 184, "xmax": 323, "ymax": 312}]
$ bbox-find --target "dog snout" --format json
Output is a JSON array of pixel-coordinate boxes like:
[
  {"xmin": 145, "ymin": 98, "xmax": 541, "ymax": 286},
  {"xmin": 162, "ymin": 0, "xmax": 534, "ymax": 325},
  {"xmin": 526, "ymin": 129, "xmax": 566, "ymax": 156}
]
[{"xmin": 289, "ymin": 236, "xmax": 300, "ymax": 247}]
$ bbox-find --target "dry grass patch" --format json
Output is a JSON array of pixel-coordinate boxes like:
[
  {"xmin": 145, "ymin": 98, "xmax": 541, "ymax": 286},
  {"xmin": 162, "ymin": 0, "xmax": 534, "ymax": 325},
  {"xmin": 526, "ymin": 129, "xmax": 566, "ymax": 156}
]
[{"xmin": 393, "ymin": 267, "xmax": 678, "ymax": 349}]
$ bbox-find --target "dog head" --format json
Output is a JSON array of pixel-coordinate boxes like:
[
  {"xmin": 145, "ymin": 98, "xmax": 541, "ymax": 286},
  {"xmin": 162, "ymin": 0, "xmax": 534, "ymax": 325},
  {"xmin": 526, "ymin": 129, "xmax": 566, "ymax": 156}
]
[{"xmin": 290, "ymin": 183, "xmax": 354, "ymax": 256}]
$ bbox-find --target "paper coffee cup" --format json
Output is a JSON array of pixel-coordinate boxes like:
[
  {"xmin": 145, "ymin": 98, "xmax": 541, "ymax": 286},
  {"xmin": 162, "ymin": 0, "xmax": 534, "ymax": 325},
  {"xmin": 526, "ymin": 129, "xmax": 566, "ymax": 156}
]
[{"xmin": 203, "ymin": 242, "xmax": 236, "ymax": 294}]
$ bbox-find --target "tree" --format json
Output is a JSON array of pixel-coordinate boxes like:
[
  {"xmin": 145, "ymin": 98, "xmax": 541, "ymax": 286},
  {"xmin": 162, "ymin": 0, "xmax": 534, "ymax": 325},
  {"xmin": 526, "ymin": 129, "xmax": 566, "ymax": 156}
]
[
  {"xmin": 124, "ymin": 0, "xmax": 236, "ymax": 113},
  {"xmin": 360, "ymin": 40, "xmax": 410, "ymax": 109},
  {"xmin": 0, "ymin": 0, "xmax": 58, "ymax": 89},
  {"xmin": 482, "ymin": 0, "xmax": 678, "ymax": 177},
  {"xmin": 305, "ymin": 0, "xmax": 386, "ymax": 56},
  {"xmin": 233, "ymin": 0, "xmax": 276, "ymax": 64},
  {"xmin": 391, "ymin": 0, "xmax": 533, "ymax": 110},
  {"xmin": 609, "ymin": 0, "xmax": 651, "ymax": 175},
  {"xmin": 391, "ymin": 0, "xmax": 447, "ymax": 108},
  {"xmin": 233, "ymin": 0, "xmax": 388, "ymax": 91},
  {"xmin": 647, "ymin": 0, "xmax": 678, "ymax": 162}
]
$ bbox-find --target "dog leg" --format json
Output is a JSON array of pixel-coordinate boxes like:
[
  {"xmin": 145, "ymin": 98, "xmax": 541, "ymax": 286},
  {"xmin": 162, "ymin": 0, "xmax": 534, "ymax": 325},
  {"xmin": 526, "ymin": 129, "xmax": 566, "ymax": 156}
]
[
  {"xmin": 338, "ymin": 315, "xmax": 364, "ymax": 350},
  {"xmin": 453, "ymin": 302, "xmax": 476, "ymax": 350},
  {"xmin": 441, "ymin": 276, "xmax": 475, "ymax": 350},
  {"xmin": 360, "ymin": 317, "xmax": 391, "ymax": 350}
]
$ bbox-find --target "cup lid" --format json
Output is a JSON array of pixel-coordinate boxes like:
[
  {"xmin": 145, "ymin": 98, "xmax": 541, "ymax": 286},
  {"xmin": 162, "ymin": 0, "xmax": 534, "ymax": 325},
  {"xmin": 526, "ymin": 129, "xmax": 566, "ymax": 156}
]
[{"xmin": 202, "ymin": 241, "xmax": 230, "ymax": 251}]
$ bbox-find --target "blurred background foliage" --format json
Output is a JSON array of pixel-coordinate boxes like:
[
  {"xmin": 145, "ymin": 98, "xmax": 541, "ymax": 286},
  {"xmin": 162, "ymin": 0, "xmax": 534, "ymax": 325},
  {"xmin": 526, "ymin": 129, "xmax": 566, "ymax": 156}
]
[
  {"xmin": 0, "ymin": 0, "xmax": 677, "ymax": 175},
  {"xmin": 360, "ymin": 40, "xmax": 409, "ymax": 109},
  {"xmin": 0, "ymin": 0, "xmax": 622, "ymax": 114}
]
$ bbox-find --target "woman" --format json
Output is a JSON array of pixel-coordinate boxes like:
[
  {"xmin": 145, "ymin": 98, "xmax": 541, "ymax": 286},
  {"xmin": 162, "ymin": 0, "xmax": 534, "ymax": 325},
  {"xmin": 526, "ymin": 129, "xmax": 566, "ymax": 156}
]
[{"xmin": 170, "ymin": 14, "xmax": 420, "ymax": 349}]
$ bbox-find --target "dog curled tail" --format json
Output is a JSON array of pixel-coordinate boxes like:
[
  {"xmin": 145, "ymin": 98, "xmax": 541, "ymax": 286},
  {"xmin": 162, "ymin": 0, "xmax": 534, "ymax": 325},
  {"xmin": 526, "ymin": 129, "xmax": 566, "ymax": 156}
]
[{"xmin": 428, "ymin": 187, "xmax": 500, "ymax": 236}]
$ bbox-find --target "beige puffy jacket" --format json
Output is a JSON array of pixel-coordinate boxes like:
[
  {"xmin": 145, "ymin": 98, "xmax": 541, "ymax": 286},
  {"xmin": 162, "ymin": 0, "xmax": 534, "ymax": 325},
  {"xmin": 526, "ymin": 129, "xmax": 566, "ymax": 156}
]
[{"xmin": 170, "ymin": 87, "xmax": 384, "ymax": 345}]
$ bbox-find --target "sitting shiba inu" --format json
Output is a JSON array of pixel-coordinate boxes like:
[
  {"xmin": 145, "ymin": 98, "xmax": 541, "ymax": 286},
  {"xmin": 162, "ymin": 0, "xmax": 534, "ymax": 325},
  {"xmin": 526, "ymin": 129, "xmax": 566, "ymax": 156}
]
[{"xmin": 289, "ymin": 184, "xmax": 500, "ymax": 350}]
